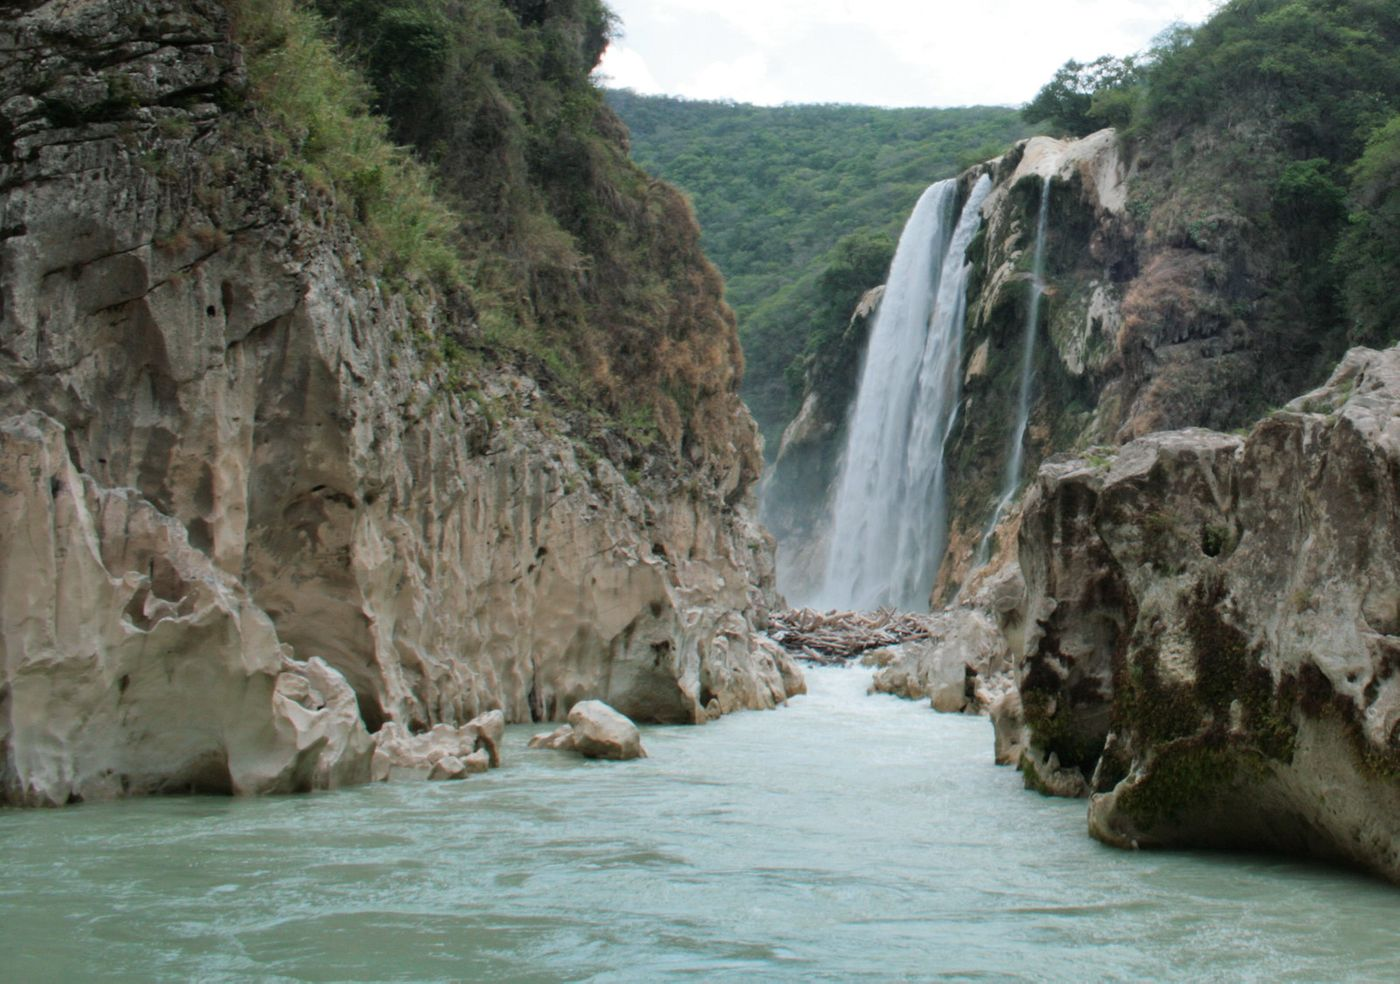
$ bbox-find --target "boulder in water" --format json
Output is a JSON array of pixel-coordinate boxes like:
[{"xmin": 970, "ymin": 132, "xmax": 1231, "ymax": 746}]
[
  {"xmin": 864, "ymin": 609, "xmax": 1010, "ymax": 713},
  {"xmin": 528, "ymin": 725, "xmax": 577, "ymax": 751},
  {"xmin": 470, "ymin": 710, "xmax": 505, "ymax": 768},
  {"xmin": 372, "ymin": 714, "xmax": 504, "ymax": 781},
  {"xmin": 428, "ymin": 756, "xmax": 468, "ymax": 781},
  {"xmin": 569, "ymin": 700, "xmax": 648, "ymax": 760}
]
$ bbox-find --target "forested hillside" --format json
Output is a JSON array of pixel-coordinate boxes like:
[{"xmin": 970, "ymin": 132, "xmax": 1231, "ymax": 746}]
[
  {"xmin": 605, "ymin": 91, "xmax": 1030, "ymax": 449},
  {"xmin": 1021, "ymin": 0, "xmax": 1400, "ymax": 413},
  {"xmin": 242, "ymin": 0, "xmax": 758, "ymax": 458}
]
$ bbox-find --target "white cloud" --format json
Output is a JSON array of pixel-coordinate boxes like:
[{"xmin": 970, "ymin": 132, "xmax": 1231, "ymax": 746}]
[
  {"xmin": 602, "ymin": 0, "xmax": 1223, "ymax": 107},
  {"xmin": 687, "ymin": 52, "xmax": 787, "ymax": 105},
  {"xmin": 594, "ymin": 42, "xmax": 663, "ymax": 94}
]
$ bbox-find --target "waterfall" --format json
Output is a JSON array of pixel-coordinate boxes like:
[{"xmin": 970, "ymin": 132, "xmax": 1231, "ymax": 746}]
[
  {"xmin": 979, "ymin": 176, "xmax": 1052, "ymax": 562},
  {"xmin": 814, "ymin": 175, "xmax": 993, "ymax": 611}
]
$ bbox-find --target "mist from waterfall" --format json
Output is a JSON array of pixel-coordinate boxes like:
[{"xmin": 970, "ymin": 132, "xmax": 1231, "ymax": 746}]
[
  {"xmin": 979, "ymin": 175, "xmax": 1052, "ymax": 562},
  {"xmin": 814, "ymin": 175, "xmax": 993, "ymax": 611}
]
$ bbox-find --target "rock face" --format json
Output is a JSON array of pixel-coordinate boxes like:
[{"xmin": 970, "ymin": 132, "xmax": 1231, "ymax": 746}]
[
  {"xmin": 863, "ymin": 609, "xmax": 1011, "ymax": 713},
  {"xmin": 1015, "ymin": 345, "xmax": 1400, "ymax": 882},
  {"xmin": 937, "ymin": 133, "xmax": 1136, "ymax": 599},
  {"xmin": 0, "ymin": 414, "xmax": 374, "ymax": 803},
  {"xmin": 0, "ymin": 1, "xmax": 800, "ymax": 805}
]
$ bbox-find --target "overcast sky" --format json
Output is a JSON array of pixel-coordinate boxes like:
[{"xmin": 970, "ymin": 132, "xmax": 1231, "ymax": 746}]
[{"xmin": 596, "ymin": 0, "xmax": 1221, "ymax": 108}]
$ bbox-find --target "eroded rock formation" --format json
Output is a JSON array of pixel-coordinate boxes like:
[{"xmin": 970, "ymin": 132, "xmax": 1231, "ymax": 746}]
[
  {"xmin": 1014, "ymin": 345, "xmax": 1400, "ymax": 882},
  {"xmin": 863, "ymin": 609, "xmax": 1011, "ymax": 714},
  {"xmin": 0, "ymin": 0, "xmax": 800, "ymax": 805},
  {"xmin": 371, "ymin": 711, "xmax": 503, "ymax": 782}
]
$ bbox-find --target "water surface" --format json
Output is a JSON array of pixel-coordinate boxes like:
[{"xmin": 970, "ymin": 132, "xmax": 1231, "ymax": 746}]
[{"xmin": 4, "ymin": 666, "xmax": 1398, "ymax": 982}]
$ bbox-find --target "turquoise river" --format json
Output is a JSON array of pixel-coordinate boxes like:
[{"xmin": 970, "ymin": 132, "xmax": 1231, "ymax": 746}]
[{"xmin": 4, "ymin": 666, "xmax": 1400, "ymax": 981}]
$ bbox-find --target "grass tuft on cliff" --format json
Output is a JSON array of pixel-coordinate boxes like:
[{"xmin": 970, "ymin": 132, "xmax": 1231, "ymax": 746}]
[{"xmin": 229, "ymin": 0, "xmax": 465, "ymax": 286}]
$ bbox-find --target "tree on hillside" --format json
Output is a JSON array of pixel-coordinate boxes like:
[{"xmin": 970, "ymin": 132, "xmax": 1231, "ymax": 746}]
[
  {"xmin": 1338, "ymin": 114, "xmax": 1400, "ymax": 346},
  {"xmin": 1021, "ymin": 55, "xmax": 1143, "ymax": 136}
]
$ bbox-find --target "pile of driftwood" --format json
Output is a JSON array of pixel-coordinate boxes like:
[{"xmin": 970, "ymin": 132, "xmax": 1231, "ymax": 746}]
[{"xmin": 767, "ymin": 608, "xmax": 937, "ymax": 664}]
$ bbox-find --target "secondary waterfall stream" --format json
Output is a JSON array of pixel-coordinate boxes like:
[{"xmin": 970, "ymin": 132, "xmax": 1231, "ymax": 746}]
[
  {"xmin": 4, "ymin": 665, "xmax": 1398, "ymax": 981},
  {"xmin": 980, "ymin": 175, "xmax": 1052, "ymax": 560},
  {"xmin": 815, "ymin": 175, "xmax": 992, "ymax": 611}
]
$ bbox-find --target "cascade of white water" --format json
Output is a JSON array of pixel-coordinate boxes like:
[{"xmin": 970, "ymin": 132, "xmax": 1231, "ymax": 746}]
[
  {"xmin": 979, "ymin": 176, "xmax": 1052, "ymax": 561},
  {"xmin": 814, "ymin": 175, "xmax": 993, "ymax": 611}
]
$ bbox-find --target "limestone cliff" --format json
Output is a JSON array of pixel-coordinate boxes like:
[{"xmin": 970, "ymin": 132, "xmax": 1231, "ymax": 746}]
[
  {"xmin": 1012, "ymin": 345, "xmax": 1400, "ymax": 882},
  {"xmin": 0, "ymin": 0, "xmax": 799, "ymax": 806},
  {"xmin": 765, "ymin": 135, "xmax": 1131, "ymax": 604},
  {"xmin": 769, "ymin": 120, "xmax": 1376, "ymax": 607}
]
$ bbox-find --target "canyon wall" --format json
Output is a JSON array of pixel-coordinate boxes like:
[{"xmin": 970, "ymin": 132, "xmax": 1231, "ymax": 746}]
[{"xmin": 0, "ymin": 0, "xmax": 800, "ymax": 806}]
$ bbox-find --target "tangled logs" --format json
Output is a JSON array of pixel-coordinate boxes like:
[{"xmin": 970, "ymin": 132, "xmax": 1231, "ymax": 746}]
[{"xmin": 767, "ymin": 608, "xmax": 938, "ymax": 663}]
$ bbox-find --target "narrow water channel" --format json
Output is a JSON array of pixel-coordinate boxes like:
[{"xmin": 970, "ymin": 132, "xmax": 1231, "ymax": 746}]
[{"xmin": 4, "ymin": 666, "xmax": 1398, "ymax": 982}]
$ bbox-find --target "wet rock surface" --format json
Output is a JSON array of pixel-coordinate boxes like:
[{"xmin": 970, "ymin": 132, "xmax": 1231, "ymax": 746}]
[{"xmin": 1014, "ymin": 345, "xmax": 1400, "ymax": 882}]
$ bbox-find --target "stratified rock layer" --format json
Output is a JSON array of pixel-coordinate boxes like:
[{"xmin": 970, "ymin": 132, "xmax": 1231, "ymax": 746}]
[
  {"xmin": 1015, "ymin": 345, "xmax": 1400, "ymax": 882},
  {"xmin": 0, "ymin": 0, "xmax": 799, "ymax": 805}
]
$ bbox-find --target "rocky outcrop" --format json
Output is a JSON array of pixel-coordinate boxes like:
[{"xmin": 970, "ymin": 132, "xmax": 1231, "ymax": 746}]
[
  {"xmin": 528, "ymin": 699, "xmax": 647, "ymax": 760},
  {"xmin": 863, "ymin": 609, "xmax": 1011, "ymax": 713},
  {"xmin": 371, "ymin": 711, "xmax": 503, "ymax": 782},
  {"xmin": 1014, "ymin": 345, "xmax": 1400, "ymax": 882},
  {"xmin": 0, "ymin": 411, "xmax": 374, "ymax": 804},
  {"xmin": 0, "ymin": 0, "xmax": 799, "ymax": 805}
]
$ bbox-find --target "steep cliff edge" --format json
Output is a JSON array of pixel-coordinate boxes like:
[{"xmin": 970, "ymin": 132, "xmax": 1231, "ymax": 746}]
[
  {"xmin": 0, "ymin": 0, "xmax": 800, "ymax": 806},
  {"xmin": 1013, "ymin": 345, "xmax": 1400, "ymax": 881},
  {"xmin": 768, "ymin": 1, "xmax": 1399, "ymax": 609}
]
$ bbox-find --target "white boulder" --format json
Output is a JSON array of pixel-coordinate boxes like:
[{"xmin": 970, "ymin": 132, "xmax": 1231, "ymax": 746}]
[{"xmin": 568, "ymin": 700, "xmax": 647, "ymax": 760}]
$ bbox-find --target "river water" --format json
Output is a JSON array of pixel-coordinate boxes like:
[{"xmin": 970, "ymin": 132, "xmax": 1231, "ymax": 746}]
[{"xmin": 4, "ymin": 666, "xmax": 1399, "ymax": 982}]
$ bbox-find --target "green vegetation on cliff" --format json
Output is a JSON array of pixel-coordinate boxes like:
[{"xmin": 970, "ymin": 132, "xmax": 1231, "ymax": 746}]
[
  {"xmin": 1025, "ymin": 0, "xmax": 1400, "ymax": 363},
  {"xmin": 228, "ymin": 0, "xmax": 749, "ymax": 462},
  {"xmin": 605, "ymin": 91, "xmax": 1030, "ymax": 449}
]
